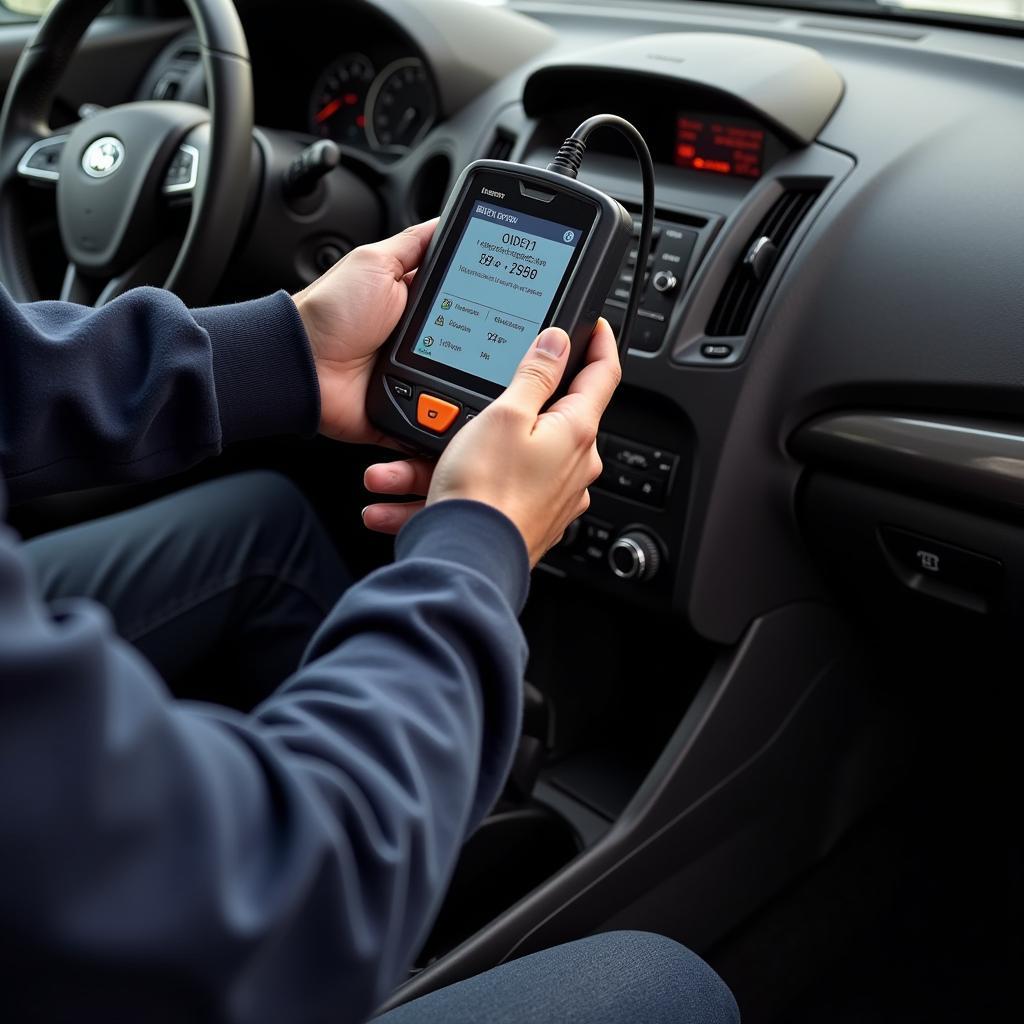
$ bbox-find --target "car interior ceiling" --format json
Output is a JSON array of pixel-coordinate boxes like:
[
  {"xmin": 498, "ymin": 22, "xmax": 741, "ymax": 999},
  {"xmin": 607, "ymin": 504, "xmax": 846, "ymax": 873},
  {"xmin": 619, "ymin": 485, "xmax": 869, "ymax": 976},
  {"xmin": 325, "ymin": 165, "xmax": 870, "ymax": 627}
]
[{"xmin": 2, "ymin": 0, "xmax": 1021, "ymax": 1019}]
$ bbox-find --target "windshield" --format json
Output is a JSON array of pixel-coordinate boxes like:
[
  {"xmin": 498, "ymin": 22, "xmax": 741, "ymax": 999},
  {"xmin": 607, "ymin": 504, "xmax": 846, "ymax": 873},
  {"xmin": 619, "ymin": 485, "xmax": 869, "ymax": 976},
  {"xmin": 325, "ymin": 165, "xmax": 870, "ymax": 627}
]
[
  {"xmin": 879, "ymin": 1, "xmax": 1024, "ymax": 22},
  {"xmin": 642, "ymin": 0, "xmax": 1024, "ymax": 26}
]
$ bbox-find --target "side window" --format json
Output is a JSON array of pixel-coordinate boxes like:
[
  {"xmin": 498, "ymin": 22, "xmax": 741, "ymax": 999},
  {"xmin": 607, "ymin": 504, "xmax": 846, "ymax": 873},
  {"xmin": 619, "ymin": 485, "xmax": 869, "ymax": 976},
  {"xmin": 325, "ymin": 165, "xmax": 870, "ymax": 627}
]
[{"xmin": 1, "ymin": 1, "xmax": 57, "ymax": 18}]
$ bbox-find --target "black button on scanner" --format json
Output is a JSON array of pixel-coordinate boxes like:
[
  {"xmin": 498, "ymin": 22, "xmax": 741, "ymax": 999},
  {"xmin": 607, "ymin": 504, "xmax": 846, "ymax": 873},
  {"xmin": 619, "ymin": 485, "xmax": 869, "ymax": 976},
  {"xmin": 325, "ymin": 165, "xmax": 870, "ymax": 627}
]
[{"xmin": 389, "ymin": 379, "xmax": 413, "ymax": 400}]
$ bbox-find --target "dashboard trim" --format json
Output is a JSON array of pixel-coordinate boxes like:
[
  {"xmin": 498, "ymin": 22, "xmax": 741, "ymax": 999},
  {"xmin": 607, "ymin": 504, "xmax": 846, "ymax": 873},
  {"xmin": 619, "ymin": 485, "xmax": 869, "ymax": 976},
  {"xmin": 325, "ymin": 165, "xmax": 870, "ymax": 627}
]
[{"xmin": 793, "ymin": 412, "xmax": 1024, "ymax": 513}]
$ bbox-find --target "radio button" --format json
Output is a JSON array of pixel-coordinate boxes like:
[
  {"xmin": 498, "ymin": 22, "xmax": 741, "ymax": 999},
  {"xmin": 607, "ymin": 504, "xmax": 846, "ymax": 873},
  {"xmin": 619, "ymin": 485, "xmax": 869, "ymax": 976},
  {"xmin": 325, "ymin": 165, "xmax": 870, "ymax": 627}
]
[
  {"xmin": 600, "ymin": 466, "xmax": 640, "ymax": 496},
  {"xmin": 637, "ymin": 477, "xmax": 666, "ymax": 505},
  {"xmin": 417, "ymin": 393, "xmax": 461, "ymax": 433},
  {"xmin": 631, "ymin": 221, "xmax": 662, "ymax": 243},
  {"xmin": 652, "ymin": 449, "xmax": 677, "ymax": 475},
  {"xmin": 606, "ymin": 438, "xmax": 654, "ymax": 472}
]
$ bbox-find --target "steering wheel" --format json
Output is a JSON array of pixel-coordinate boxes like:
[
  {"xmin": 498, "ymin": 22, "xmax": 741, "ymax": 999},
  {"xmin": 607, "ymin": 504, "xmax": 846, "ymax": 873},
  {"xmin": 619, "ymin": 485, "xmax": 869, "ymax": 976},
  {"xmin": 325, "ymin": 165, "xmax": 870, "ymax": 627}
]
[{"xmin": 0, "ymin": 0, "xmax": 252, "ymax": 307}]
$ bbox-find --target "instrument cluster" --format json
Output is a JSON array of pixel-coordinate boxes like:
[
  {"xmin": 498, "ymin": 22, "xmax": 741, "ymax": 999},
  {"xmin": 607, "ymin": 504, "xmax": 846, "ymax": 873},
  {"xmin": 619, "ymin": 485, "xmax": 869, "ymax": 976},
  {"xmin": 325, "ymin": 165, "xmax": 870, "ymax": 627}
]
[{"xmin": 309, "ymin": 51, "xmax": 438, "ymax": 156}]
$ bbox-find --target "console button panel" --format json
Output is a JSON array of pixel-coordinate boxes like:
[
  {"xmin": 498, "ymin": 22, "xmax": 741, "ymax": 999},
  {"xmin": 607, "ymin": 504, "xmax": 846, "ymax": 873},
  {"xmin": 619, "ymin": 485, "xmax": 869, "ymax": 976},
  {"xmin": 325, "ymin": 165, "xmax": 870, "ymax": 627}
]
[
  {"xmin": 597, "ymin": 433, "xmax": 678, "ymax": 509},
  {"xmin": 602, "ymin": 215, "xmax": 703, "ymax": 353}
]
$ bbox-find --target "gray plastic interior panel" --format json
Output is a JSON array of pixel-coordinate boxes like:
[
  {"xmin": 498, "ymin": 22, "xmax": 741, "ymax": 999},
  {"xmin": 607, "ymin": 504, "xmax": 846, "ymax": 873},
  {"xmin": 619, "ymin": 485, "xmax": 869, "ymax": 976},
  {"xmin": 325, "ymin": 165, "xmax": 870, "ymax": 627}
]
[{"xmin": 379, "ymin": 602, "xmax": 900, "ymax": 1010}]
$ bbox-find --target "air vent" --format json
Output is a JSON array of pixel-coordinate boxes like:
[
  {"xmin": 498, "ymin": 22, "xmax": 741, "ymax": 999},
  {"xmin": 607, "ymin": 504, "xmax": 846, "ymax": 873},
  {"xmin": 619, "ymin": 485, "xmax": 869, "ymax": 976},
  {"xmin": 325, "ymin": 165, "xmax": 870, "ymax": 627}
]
[
  {"xmin": 706, "ymin": 187, "xmax": 822, "ymax": 337},
  {"xmin": 485, "ymin": 129, "xmax": 516, "ymax": 162},
  {"xmin": 152, "ymin": 42, "xmax": 201, "ymax": 102}
]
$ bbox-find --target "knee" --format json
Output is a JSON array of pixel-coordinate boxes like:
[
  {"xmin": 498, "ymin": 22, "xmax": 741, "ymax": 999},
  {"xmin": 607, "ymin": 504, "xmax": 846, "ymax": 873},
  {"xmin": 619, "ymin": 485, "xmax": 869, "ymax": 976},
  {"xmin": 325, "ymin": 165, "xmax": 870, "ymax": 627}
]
[
  {"xmin": 228, "ymin": 471, "xmax": 312, "ymax": 528},
  {"xmin": 200, "ymin": 471, "xmax": 324, "ymax": 569},
  {"xmin": 205, "ymin": 470, "xmax": 325, "ymax": 550},
  {"xmin": 582, "ymin": 931, "xmax": 740, "ymax": 1024},
  {"xmin": 223, "ymin": 471, "xmax": 347, "ymax": 598}
]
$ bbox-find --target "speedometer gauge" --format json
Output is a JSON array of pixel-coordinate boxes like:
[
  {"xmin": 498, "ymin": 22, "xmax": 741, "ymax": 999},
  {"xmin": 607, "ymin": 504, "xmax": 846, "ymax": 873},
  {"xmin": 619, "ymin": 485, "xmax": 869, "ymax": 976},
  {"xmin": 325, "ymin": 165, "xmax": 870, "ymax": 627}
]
[
  {"xmin": 310, "ymin": 53, "xmax": 375, "ymax": 146},
  {"xmin": 365, "ymin": 58, "xmax": 437, "ymax": 153}
]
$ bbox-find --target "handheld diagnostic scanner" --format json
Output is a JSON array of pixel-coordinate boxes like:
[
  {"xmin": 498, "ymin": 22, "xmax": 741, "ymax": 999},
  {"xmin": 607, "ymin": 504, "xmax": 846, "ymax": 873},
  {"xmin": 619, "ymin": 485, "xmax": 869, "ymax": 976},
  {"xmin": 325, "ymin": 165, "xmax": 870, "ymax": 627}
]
[{"xmin": 367, "ymin": 116, "xmax": 655, "ymax": 454}]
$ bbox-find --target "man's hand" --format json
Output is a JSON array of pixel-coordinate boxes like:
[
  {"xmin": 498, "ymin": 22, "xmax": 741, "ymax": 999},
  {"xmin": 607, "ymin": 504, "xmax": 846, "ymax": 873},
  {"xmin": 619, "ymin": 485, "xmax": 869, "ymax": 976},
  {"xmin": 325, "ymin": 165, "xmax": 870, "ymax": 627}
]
[
  {"xmin": 292, "ymin": 221, "xmax": 436, "ymax": 445},
  {"xmin": 363, "ymin": 319, "xmax": 621, "ymax": 567}
]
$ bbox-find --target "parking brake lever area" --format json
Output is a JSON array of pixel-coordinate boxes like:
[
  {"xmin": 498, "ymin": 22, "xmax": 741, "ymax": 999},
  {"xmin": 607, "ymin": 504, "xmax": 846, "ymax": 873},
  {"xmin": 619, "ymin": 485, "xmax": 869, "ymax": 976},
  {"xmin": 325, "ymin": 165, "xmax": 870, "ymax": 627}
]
[{"xmin": 504, "ymin": 681, "xmax": 551, "ymax": 803}]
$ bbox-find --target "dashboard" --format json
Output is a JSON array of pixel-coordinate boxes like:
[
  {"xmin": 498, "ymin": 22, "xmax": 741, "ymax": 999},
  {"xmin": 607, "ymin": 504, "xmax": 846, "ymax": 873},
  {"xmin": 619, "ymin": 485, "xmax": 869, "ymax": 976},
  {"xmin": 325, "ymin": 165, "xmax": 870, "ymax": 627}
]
[
  {"xmin": 140, "ymin": 2, "xmax": 442, "ymax": 159},
  {"xmin": 138, "ymin": 0, "xmax": 1024, "ymax": 648}
]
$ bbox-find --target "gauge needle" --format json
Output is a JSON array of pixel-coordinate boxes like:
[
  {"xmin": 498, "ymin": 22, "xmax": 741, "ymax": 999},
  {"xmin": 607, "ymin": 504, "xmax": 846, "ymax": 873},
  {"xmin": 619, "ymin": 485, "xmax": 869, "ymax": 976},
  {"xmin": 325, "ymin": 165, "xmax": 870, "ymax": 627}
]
[
  {"xmin": 395, "ymin": 107, "xmax": 417, "ymax": 135},
  {"xmin": 315, "ymin": 98, "xmax": 343, "ymax": 124}
]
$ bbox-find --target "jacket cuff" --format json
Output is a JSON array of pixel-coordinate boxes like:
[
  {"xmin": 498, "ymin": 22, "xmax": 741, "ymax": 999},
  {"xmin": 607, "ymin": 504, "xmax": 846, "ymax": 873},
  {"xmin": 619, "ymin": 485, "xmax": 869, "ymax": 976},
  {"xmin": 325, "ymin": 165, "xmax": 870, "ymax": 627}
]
[
  {"xmin": 193, "ymin": 291, "xmax": 320, "ymax": 445},
  {"xmin": 395, "ymin": 500, "xmax": 531, "ymax": 614}
]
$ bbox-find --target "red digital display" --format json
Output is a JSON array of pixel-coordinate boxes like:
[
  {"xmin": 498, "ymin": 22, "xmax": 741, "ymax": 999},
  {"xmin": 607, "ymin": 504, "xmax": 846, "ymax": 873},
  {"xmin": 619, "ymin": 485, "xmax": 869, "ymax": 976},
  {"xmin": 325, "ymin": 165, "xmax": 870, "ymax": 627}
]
[{"xmin": 674, "ymin": 116, "xmax": 765, "ymax": 179}]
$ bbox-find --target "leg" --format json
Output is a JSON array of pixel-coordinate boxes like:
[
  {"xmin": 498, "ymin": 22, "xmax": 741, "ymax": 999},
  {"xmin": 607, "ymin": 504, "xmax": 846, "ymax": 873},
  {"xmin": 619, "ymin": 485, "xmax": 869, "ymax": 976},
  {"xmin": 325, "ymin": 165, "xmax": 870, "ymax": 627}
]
[
  {"xmin": 375, "ymin": 931, "xmax": 740, "ymax": 1024},
  {"xmin": 23, "ymin": 471, "xmax": 350, "ymax": 708}
]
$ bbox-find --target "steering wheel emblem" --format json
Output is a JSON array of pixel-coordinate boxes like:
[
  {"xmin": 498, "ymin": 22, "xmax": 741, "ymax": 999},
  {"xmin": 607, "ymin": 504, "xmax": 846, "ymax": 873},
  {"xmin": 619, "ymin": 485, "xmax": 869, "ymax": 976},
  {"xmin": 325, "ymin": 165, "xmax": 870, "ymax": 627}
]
[{"xmin": 81, "ymin": 137, "xmax": 125, "ymax": 178}]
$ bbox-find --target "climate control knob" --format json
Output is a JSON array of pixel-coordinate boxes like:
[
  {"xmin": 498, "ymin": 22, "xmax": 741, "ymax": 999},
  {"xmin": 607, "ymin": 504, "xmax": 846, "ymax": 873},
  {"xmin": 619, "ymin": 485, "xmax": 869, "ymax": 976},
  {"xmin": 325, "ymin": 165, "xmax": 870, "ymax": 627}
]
[
  {"xmin": 651, "ymin": 269, "xmax": 678, "ymax": 294},
  {"xmin": 608, "ymin": 531, "xmax": 662, "ymax": 581}
]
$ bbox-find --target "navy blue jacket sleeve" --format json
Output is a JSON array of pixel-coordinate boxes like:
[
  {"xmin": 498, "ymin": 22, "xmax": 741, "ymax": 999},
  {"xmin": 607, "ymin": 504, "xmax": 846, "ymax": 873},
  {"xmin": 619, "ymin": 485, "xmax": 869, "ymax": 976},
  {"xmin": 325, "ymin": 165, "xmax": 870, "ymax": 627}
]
[
  {"xmin": 0, "ymin": 284, "xmax": 529, "ymax": 1021},
  {"xmin": 0, "ymin": 284, "xmax": 319, "ymax": 503}
]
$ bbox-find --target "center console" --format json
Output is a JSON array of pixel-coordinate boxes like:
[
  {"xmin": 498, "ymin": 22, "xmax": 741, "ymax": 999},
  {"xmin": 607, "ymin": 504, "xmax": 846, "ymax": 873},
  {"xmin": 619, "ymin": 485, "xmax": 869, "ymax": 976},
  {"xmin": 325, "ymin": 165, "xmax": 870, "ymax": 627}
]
[
  {"xmin": 478, "ymin": 33, "xmax": 848, "ymax": 613},
  {"xmin": 372, "ymin": 16, "xmax": 910, "ymax": 1017}
]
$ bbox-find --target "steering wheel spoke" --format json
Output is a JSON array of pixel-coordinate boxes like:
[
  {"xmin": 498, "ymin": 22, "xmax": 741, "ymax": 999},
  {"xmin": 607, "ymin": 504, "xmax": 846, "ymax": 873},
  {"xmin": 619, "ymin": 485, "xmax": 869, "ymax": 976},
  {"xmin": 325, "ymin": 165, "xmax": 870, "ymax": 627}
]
[
  {"xmin": 60, "ymin": 237, "xmax": 181, "ymax": 307},
  {"xmin": 16, "ymin": 134, "xmax": 69, "ymax": 184}
]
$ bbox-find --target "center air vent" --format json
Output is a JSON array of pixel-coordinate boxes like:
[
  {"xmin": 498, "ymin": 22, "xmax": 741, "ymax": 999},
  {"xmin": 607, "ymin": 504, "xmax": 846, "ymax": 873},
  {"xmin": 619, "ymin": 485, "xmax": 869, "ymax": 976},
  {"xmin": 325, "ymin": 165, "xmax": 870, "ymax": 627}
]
[
  {"xmin": 485, "ymin": 129, "xmax": 516, "ymax": 161},
  {"xmin": 706, "ymin": 187, "xmax": 822, "ymax": 337}
]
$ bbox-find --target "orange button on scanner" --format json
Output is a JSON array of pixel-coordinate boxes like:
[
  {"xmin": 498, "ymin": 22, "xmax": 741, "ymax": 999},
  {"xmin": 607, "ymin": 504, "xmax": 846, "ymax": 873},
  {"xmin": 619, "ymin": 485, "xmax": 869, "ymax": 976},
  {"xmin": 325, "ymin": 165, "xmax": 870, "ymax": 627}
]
[{"xmin": 416, "ymin": 393, "xmax": 461, "ymax": 434}]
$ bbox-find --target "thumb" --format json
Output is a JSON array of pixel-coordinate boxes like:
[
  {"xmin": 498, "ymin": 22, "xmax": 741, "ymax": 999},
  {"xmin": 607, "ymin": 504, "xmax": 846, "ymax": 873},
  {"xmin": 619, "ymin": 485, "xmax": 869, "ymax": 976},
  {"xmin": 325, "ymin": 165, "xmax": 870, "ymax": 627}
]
[
  {"xmin": 363, "ymin": 220, "xmax": 437, "ymax": 280},
  {"xmin": 499, "ymin": 328, "xmax": 571, "ymax": 416}
]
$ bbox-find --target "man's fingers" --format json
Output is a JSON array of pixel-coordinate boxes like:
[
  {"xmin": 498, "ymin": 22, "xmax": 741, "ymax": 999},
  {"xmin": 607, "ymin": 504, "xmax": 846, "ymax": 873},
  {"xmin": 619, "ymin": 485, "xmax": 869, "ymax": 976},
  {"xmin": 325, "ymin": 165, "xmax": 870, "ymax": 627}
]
[
  {"xmin": 367, "ymin": 219, "xmax": 438, "ymax": 280},
  {"xmin": 363, "ymin": 457, "xmax": 434, "ymax": 496},
  {"xmin": 497, "ymin": 327, "xmax": 571, "ymax": 419},
  {"xmin": 361, "ymin": 500, "xmax": 425, "ymax": 534},
  {"xmin": 542, "ymin": 318, "xmax": 622, "ymax": 437},
  {"xmin": 565, "ymin": 318, "xmax": 621, "ymax": 413}
]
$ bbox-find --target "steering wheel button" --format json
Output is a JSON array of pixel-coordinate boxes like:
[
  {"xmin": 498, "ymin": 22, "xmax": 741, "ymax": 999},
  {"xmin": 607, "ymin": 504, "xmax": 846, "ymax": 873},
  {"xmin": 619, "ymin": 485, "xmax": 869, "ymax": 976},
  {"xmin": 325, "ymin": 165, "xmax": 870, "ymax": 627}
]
[
  {"xmin": 29, "ymin": 148, "xmax": 59, "ymax": 170},
  {"xmin": 416, "ymin": 393, "xmax": 460, "ymax": 434}
]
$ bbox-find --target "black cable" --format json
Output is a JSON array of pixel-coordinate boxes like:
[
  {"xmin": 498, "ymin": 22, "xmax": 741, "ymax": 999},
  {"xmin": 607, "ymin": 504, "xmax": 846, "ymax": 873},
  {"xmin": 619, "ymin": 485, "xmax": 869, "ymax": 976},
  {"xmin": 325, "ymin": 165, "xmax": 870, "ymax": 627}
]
[{"xmin": 547, "ymin": 114, "xmax": 656, "ymax": 356}]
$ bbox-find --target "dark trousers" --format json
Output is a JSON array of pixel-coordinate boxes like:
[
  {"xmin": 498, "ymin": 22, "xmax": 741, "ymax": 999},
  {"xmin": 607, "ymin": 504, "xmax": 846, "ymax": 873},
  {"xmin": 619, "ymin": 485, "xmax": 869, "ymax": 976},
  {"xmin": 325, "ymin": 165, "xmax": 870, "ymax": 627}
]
[
  {"xmin": 23, "ymin": 471, "xmax": 349, "ymax": 709},
  {"xmin": 375, "ymin": 931, "xmax": 740, "ymax": 1023},
  {"xmin": 22, "ymin": 476, "xmax": 741, "ymax": 1022}
]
